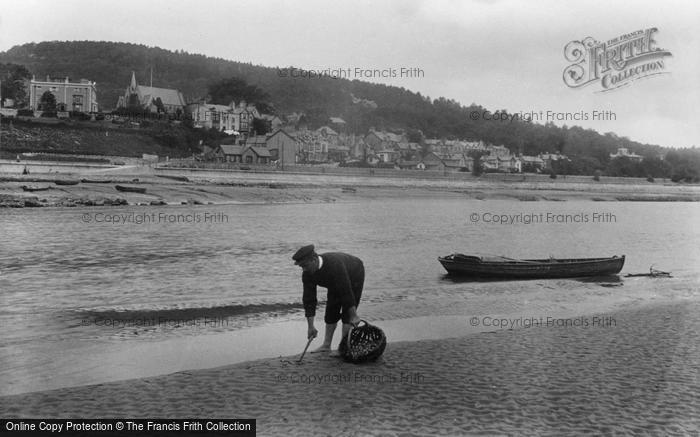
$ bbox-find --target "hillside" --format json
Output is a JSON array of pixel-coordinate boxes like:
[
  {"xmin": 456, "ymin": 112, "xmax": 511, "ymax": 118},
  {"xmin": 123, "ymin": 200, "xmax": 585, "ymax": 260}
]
[
  {"xmin": 1, "ymin": 41, "xmax": 699, "ymax": 181},
  {"xmin": 0, "ymin": 119, "xmax": 201, "ymax": 159},
  {"xmin": 0, "ymin": 42, "xmax": 656, "ymax": 146}
]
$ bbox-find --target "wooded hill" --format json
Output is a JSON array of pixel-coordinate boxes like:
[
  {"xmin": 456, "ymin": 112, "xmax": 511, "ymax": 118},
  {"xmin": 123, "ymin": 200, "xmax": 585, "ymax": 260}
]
[{"xmin": 1, "ymin": 41, "xmax": 698, "ymax": 180}]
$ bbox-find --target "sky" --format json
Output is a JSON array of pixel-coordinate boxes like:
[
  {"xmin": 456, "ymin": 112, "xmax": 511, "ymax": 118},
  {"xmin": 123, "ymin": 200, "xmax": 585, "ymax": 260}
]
[{"xmin": 1, "ymin": 0, "xmax": 698, "ymax": 148}]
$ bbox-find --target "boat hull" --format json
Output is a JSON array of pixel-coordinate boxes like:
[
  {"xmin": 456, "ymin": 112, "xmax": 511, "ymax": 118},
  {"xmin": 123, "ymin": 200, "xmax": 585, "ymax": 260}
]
[
  {"xmin": 21, "ymin": 185, "xmax": 50, "ymax": 192},
  {"xmin": 439, "ymin": 254, "xmax": 625, "ymax": 279},
  {"xmin": 81, "ymin": 179, "xmax": 113, "ymax": 184},
  {"xmin": 115, "ymin": 185, "xmax": 147, "ymax": 194}
]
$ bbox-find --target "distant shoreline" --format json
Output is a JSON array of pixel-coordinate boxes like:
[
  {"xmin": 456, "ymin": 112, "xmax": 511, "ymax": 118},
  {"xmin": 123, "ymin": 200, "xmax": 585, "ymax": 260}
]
[{"xmin": 2, "ymin": 164, "xmax": 700, "ymax": 208}]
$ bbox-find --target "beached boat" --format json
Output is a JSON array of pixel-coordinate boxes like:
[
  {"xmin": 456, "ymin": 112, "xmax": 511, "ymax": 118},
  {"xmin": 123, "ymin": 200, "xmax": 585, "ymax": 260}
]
[
  {"xmin": 115, "ymin": 185, "xmax": 147, "ymax": 194},
  {"xmin": 80, "ymin": 178, "xmax": 113, "ymax": 184},
  {"xmin": 438, "ymin": 254, "xmax": 625, "ymax": 279},
  {"xmin": 54, "ymin": 180, "xmax": 80, "ymax": 186},
  {"xmin": 21, "ymin": 185, "xmax": 50, "ymax": 192},
  {"xmin": 155, "ymin": 175, "xmax": 189, "ymax": 182}
]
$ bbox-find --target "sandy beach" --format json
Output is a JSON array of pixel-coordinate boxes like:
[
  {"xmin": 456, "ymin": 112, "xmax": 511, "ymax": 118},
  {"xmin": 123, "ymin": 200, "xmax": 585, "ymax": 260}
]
[
  {"xmin": 2, "ymin": 165, "xmax": 700, "ymax": 207},
  {"xmin": 1, "ymin": 300, "xmax": 698, "ymax": 435}
]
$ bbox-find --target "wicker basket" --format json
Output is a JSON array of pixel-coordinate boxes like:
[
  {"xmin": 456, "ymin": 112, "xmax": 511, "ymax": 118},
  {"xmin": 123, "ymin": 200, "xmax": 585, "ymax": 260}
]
[{"xmin": 339, "ymin": 320, "xmax": 387, "ymax": 363}]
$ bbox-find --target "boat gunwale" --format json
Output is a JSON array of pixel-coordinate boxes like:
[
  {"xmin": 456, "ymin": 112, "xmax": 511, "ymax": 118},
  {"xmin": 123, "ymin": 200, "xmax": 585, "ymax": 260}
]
[
  {"xmin": 438, "ymin": 254, "xmax": 625, "ymax": 278},
  {"xmin": 439, "ymin": 254, "xmax": 625, "ymax": 265}
]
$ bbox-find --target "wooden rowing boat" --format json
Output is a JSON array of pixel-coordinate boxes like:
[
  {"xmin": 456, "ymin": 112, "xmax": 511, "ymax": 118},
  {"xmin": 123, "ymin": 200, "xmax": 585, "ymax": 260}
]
[
  {"xmin": 115, "ymin": 185, "xmax": 147, "ymax": 194},
  {"xmin": 438, "ymin": 254, "xmax": 625, "ymax": 279},
  {"xmin": 54, "ymin": 180, "xmax": 80, "ymax": 186},
  {"xmin": 21, "ymin": 185, "xmax": 50, "ymax": 192},
  {"xmin": 80, "ymin": 179, "xmax": 113, "ymax": 183},
  {"xmin": 156, "ymin": 175, "xmax": 189, "ymax": 182}
]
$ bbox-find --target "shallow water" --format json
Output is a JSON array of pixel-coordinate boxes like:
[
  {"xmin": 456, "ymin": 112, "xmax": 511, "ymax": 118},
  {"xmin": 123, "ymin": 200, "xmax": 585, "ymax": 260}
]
[{"xmin": 1, "ymin": 198, "xmax": 698, "ymax": 394}]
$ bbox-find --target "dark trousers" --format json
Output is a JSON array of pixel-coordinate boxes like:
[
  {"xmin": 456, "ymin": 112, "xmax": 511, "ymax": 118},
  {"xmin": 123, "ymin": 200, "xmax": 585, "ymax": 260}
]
[{"xmin": 324, "ymin": 265, "xmax": 364, "ymax": 324}]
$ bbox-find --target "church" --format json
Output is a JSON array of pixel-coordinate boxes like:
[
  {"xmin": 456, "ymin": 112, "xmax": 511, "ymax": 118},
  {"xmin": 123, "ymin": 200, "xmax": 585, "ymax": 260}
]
[{"xmin": 116, "ymin": 72, "xmax": 186, "ymax": 115}]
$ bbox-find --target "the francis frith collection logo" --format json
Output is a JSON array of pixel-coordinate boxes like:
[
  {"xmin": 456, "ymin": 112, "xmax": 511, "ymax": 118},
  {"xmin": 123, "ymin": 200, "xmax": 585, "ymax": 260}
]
[{"xmin": 563, "ymin": 27, "xmax": 672, "ymax": 92}]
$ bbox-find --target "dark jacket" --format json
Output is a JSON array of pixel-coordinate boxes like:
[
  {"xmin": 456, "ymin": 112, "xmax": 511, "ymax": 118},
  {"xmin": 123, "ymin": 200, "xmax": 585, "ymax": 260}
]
[{"xmin": 302, "ymin": 252, "xmax": 364, "ymax": 318}]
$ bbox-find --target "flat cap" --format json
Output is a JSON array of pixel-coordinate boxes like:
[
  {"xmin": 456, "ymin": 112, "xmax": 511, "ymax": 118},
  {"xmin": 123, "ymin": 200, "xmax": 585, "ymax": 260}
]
[{"xmin": 292, "ymin": 244, "xmax": 315, "ymax": 264}]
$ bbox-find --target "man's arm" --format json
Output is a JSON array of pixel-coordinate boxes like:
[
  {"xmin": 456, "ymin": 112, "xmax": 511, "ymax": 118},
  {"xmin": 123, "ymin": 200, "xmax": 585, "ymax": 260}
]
[
  {"xmin": 302, "ymin": 273, "xmax": 318, "ymax": 317},
  {"xmin": 302, "ymin": 273, "xmax": 318, "ymax": 338},
  {"xmin": 335, "ymin": 264, "xmax": 360, "ymax": 325}
]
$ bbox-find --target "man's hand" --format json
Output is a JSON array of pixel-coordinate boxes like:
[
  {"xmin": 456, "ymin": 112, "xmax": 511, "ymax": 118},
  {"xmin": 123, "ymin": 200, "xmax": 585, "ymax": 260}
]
[
  {"xmin": 347, "ymin": 306, "xmax": 361, "ymax": 327},
  {"xmin": 308, "ymin": 326, "xmax": 318, "ymax": 340}
]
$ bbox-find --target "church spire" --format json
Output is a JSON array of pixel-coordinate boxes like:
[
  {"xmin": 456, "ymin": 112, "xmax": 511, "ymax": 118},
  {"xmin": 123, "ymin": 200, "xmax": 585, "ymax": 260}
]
[{"xmin": 130, "ymin": 71, "xmax": 137, "ymax": 91}]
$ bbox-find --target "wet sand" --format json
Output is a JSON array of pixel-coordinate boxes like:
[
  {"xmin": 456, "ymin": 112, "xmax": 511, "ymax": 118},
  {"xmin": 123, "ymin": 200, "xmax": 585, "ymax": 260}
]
[{"xmin": 1, "ymin": 300, "xmax": 698, "ymax": 435}]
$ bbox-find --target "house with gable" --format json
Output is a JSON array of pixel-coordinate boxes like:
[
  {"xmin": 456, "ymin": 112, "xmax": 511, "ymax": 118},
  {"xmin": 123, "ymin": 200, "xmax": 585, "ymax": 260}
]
[
  {"xmin": 295, "ymin": 129, "xmax": 328, "ymax": 162},
  {"xmin": 245, "ymin": 135, "xmax": 268, "ymax": 149},
  {"xmin": 317, "ymin": 125, "xmax": 339, "ymax": 138},
  {"xmin": 498, "ymin": 156, "xmax": 521, "ymax": 173},
  {"xmin": 476, "ymin": 144, "xmax": 522, "ymax": 172},
  {"xmin": 395, "ymin": 141, "xmax": 421, "ymax": 160},
  {"xmin": 435, "ymin": 152, "xmax": 473, "ymax": 172},
  {"xmin": 419, "ymin": 152, "xmax": 446, "ymax": 171},
  {"xmin": 520, "ymin": 155, "xmax": 545, "ymax": 172},
  {"xmin": 215, "ymin": 144, "xmax": 245, "ymax": 163},
  {"xmin": 241, "ymin": 145, "xmax": 271, "ymax": 164},
  {"xmin": 260, "ymin": 114, "xmax": 284, "ymax": 132},
  {"xmin": 364, "ymin": 130, "xmax": 408, "ymax": 153},
  {"xmin": 316, "ymin": 126, "xmax": 340, "ymax": 154},
  {"xmin": 267, "ymin": 129, "xmax": 299, "ymax": 165},
  {"xmin": 231, "ymin": 100, "xmax": 261, "ymax": 136},
  {"xmin": 188, "ymin": 102, "xmax": 236, "ymax": 131}
]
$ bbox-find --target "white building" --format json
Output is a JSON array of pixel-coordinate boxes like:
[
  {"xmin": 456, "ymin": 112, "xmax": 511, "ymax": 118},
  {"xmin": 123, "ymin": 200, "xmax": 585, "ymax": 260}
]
[{"xmin": 610, "ymin": 147, "xmax": 643, "ymax": 162}]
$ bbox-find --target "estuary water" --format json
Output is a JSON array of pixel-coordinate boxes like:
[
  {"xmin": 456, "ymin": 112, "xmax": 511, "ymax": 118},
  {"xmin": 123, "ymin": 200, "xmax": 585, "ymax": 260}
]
[{"xmin": 1, "ymin": 198, "xmax": 699, "ymax": 394}]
